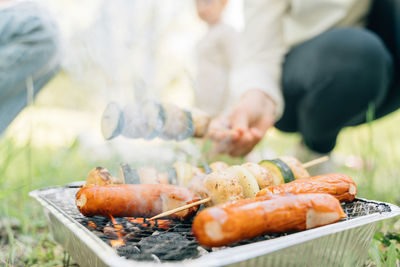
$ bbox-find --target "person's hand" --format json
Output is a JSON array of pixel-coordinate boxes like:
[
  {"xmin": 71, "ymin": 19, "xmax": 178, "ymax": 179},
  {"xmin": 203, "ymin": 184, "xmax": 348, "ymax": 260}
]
[{"xmin": 207, "ymin": 89, "xmax": 276, "ymax": 157}]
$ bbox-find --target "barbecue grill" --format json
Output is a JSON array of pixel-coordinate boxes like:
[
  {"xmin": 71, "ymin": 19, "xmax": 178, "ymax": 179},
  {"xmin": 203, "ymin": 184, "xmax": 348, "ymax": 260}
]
[{"xmin": 30, "ymin": 183, "xmax": 400, "ymax": 267}]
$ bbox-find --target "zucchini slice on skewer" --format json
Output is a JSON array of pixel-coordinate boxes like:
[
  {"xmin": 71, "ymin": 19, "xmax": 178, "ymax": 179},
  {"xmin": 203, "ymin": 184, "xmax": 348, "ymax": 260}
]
[
  {"xmin": 259, "ymin": 159, "xmax": 295, "ymax": 185},
  {"xmin": 118, "ymin": 163, "xmax": 141, "ymax": 184},
  {"xmin": 101, "ymin": 102, "xmax": 124, "ymax": 140}
]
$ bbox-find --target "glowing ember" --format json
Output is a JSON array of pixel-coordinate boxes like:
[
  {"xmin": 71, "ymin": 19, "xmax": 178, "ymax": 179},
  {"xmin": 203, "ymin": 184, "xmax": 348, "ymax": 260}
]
[
  {"xmin": 156, "ymin": 219, "xmax": 172, "ymax": 229},
  {"xmin": 127, "ymin": 217, "xmax": 145, "ymax": 224},
  {"xmin": 127, "ymin": 217, "xmax": 172, "ymax": 229},
  {"xmin": 109, "ymin": 215, "xmax": 125, "ymax": 247},
  {"xmin": 88, "ymin": 221, "xmax": 97, "ymax": 228},
  {"xmin": 110, "ymin": 239, "xmax": 125, "ymax": 247}
]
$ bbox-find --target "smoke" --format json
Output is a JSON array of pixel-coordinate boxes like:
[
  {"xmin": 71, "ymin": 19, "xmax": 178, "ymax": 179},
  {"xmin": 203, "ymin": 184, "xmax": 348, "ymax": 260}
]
[
  {"xmin": 39, "ymin": 0, "xmax": 204, "ymax": 104},
  {"xmin": 32, "ymin": 0, "xmax": 209, "ymax": 169}
]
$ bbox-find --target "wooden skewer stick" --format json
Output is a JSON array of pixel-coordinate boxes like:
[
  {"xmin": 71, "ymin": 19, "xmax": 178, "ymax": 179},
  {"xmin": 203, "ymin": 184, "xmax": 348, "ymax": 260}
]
[
  {"xmin": 68, "ymin": 185, "xmax": 84, "ymax": 188},
  {"xmin": 149, "ymin": 156, "xmax": 330, "ymax": 219},
  {"xmin": 150, "ymin": 197, "xmax": 212, "ymax": 220},
  {"xmin": 302, "ymin": 155, "xmax": 329, "ymax": 169}
]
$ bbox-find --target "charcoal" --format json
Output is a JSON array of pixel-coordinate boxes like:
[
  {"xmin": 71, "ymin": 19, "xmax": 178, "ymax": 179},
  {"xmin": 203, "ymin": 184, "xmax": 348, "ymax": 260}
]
[
  {"xmin": 123, "ymin": 232, "xmax": 140, "ymax": 242},
  {"xmin": 103, "ymin": 227, "xmax": 120, "ymax": 239},
  {"xmin": 138, "ymin": 233, "xmax": 198, "ymax": 261},
  {"xmin": 124, "ymin": 222, "xmax": 140, "ymax": 231},
  {"xmin": 117, "ymin": 245, "xmax": 141, "ymax": 256}
]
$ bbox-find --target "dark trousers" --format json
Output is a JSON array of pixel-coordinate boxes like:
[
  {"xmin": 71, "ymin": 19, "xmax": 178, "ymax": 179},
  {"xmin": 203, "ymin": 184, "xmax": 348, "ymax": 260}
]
[{"xmin": 275, "ymin": 0, "xmax": 400, "ymax": 153}]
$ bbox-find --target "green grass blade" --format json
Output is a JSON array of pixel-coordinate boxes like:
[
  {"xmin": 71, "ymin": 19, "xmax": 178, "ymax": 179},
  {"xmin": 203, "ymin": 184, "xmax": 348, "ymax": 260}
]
[
  {"xmin": 369, "ymin": 239, "xmax": 383, "ymax": 267},
  {"xmin": 385, "ymin": 240, "xmax": 397, "ymax": 267}
]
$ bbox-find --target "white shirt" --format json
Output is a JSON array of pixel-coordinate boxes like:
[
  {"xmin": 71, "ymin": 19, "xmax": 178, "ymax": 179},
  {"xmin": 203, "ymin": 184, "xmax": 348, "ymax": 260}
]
[
  {"xmin": 230, "ymin": 0, "xmax": 372, "ymax": 120},
  {"xmin": 0, "ymin": 0, "xmax": 18, "ymax": 10},
  {"xmin": 195, "ymin": 23, "xmax": 239, "ymax": 116}
]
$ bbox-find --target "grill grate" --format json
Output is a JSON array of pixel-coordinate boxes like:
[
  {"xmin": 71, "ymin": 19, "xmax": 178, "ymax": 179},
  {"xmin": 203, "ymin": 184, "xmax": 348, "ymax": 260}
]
[{"xmin": 42, "ymin": 188, "xmax": 391, "ymax": 263}]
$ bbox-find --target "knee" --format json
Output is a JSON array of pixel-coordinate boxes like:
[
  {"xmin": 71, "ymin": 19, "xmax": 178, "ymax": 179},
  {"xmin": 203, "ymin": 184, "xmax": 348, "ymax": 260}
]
[
  {"xmin": 283, "ymin": 28, "xmax": 392, "ymax": 94},
  {"xmin": 321, "ymin": 28, "xmax": 392, "ymax": 71},
  {"xmin": 312, "ymin": 28, "xmax": 393, "ymax": 102},
  {"xmin": 4, "ymin": 5, "xmax": 59, "ymax": 71},
  {"xmin": 26, "ymin": 12, "xmax": 60, "ymax": 66},
  {"xmin": 0, "ymin": 6, "xmax": 59, "ymax": 94}
]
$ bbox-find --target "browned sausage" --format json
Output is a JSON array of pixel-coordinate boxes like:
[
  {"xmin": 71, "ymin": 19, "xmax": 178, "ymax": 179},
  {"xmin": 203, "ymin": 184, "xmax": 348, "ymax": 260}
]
[
  {"xmin": 76, "ymin": 184, "xmax": 201, "ymax": 220},
  {"xmin": 192, "ymin": 193, "xmax": 346, "ymax": 247},
  {"xmin": 256, "ymin": 173, "xmax": 357, "ymax": 202}
]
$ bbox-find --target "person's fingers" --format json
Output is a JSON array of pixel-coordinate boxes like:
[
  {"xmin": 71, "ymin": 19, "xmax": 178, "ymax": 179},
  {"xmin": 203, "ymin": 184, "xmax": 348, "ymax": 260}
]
[
  {"xmin": 229, "ymin": 127, "xmax": 268, "ymax": 157},
  {"xmin": 252, "ymin": 113, "xmax": 274, "ymax": 134},
  {"xmin": 230, "ymin": 107, "xmax": 249, "ymax": 132},
  {"xmin": 213, "ymin": 139, "xmax": 233, "ymax": 154},
  {"xmin": 207, "ymin": 116, "xmax": 231, "ymax": 140},
  {"xmin": 229, "ymin": 131, "xmax": 255, "ymax": 157},
  {"xmin": 249, "ymin": 127, "xmax": 264, "ymax": 141}
]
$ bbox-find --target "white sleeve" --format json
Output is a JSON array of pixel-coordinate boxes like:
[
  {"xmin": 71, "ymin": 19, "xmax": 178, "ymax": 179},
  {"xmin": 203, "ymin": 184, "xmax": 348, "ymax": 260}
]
[{"xmin": 230, "ymin": 0, "xmax": 289, "ymax": 121}]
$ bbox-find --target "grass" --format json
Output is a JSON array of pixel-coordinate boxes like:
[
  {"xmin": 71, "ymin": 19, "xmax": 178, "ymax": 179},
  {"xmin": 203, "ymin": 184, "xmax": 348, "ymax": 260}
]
[{"xmin": 1, "ymin": 106, "xmax": 400, "ymax": 266}]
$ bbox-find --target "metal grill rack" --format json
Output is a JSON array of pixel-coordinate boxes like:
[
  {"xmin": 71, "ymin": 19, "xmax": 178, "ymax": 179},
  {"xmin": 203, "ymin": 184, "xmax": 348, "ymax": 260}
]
[{"xmin": 31, "ymin": 185, "xmax": 400, "ymax": 267}]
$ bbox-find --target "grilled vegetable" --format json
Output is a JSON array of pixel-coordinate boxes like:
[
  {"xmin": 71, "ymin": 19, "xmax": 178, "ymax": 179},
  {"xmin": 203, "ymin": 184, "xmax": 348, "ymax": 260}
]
[
  {"xmin": 229, "ymin": 166, "xmax": 260, "ymax": 198},
  {"xmin": 167, "ymin": 167, "xmax": 179, "ymax": 185},
  {"xmin": 259, "ymin": 159, "xmax": 295, "ymax": 185},
  {"xmin": 182, "ymin": 110, "xmax": 195, "ymax": 140},
  {"xmin": 101, "ymin": 102, "xmax": 124, "ymax": 140},
  {"xmin": 191, "ymin": 108, "xmax": 211, "ymax": 137},
  {"xmin": 160, "ymin": 104, "xmax": 188, "ymax": 140},
  {"xmin": 174, "ymin": 162, "xmax": 194, "ymax": 186},
  {"xmin": 118, "ymin": 164, "xmax": 140, "ymax": 184},
  {"xmin": 86, "ymin": 167, "xmax": 114, "ymax": 186},
  {"xmin": 209, "ymin": 161, "xmax": 229, "ymax": 172},
  {"xmin": 120, "ymin": 102, "xmax": 146, "ymax": 139},
  {"xmin": 141, "ymin": 100, "xmax": 165, "ymax": 140},
  {"xmin": 241, "ymin": 162, "xmax": 274, "ymax": 189},
  {"xmin": 201, "ymin": 164, "xmax": 212, "ymax": 174},
  {"xmin": 279, "ymin": 156, "xmax": 310, "ymax": 180},
  {"xmin": 202, "ymin": 170, "xmax": 244, "ymax": 206}
]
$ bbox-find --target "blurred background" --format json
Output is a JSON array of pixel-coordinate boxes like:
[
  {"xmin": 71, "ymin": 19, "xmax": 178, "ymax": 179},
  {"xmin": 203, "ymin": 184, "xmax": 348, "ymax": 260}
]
[{"xmin": 1, "ymin": 0, "xmax": 399, "ymax": 266}]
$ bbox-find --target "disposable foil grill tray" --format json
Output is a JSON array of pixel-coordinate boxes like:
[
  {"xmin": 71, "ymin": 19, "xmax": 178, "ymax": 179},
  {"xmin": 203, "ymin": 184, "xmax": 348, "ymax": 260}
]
[{"xmin": 30, "ymin": 185, "xmax": 400, "ymax": 267}]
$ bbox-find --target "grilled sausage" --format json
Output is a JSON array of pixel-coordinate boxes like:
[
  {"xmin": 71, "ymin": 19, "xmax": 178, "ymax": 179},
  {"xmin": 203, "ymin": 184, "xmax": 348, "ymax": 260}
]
[
  {"xmin": 76, "ymin": 184, "xmax": 201, "ymax": 220},
  {"xmin": 192, "ymin": 193, "xmax": 346, "ymax": 247},
  {"xmin": 256, "ymin": 173, "xmax": 357, "ymax": 202}
]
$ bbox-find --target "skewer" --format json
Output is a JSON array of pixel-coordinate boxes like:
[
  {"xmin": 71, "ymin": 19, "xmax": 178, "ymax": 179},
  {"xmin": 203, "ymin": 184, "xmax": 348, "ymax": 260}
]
[
  {"xmin": 150, "ymin": 197, "xmax": 212, "ymax": 220},
  {"xmin": 301, "ymin": 155, "xmax": 329, "ymax": 168},
  {"xmin": 149, "ymin": 156, "xmax": 330, "ymax": 219},
  {"xmin": 74, "ymin": 156, "xmax": 329, "ymax": 217}
]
